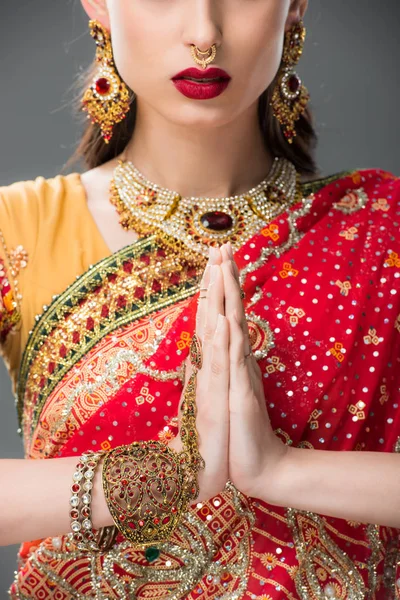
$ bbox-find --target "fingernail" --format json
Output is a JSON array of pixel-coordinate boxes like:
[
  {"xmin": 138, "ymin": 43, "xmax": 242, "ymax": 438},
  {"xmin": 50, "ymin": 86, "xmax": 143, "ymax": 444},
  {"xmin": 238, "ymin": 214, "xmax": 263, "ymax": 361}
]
[{"xmin": 226, "ymin": 242, "xmax": 234, "ymax": 259}]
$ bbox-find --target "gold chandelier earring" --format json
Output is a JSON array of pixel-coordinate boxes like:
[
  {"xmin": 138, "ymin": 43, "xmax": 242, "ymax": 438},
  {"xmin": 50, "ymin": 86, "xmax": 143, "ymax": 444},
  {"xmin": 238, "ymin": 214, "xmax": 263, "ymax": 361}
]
[
  {"xmin": 190, "ymin": 44, "xmax": 217, "ymax": 69},
  {"xmin": 82, "ymin": 20, "xmax": 132, "ymax": 144},
  {"xmin": 270, "ymin": 20, "xmax": 310, "ymax": 144}
]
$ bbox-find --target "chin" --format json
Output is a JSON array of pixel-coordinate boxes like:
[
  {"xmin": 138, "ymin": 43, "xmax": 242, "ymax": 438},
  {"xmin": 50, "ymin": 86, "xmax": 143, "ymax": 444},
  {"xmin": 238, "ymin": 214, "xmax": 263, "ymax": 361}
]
[{"xmin": 162, "ymin": 102, "xmax": 242, "ymax": 130}]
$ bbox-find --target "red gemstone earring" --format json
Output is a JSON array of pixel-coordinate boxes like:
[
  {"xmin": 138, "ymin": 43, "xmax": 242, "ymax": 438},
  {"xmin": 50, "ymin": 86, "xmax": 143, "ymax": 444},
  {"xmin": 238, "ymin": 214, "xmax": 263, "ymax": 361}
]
[
  {"xmin": 82, "ymin": 20, "xmax": 132, "ymax": 144},
  {"xmin": 270, "ymin": 20, "xmax": 310, "ymax": 144}
]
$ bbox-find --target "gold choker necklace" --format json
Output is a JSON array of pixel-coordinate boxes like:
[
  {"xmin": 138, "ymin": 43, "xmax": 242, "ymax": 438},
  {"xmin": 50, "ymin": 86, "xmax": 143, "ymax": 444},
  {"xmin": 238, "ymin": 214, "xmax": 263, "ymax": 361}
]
[{"xmin": 110, "ymin": 156, "xmax": 302, "ymax": 261}]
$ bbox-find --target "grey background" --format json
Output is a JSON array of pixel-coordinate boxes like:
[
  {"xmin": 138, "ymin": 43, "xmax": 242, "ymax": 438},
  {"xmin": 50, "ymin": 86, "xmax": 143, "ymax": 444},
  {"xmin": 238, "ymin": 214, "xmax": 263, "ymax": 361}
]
[{"xmin": 0, "ymin": 0, "xmax": 399, "ymax": 590}]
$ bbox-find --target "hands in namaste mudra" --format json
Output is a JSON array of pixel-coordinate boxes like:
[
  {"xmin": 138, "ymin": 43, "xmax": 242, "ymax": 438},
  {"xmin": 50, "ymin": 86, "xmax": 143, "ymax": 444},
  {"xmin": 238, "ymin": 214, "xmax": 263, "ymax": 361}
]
[{"xmin": 170, "ymin": 242, "xmax": 287, "ymax": 504}]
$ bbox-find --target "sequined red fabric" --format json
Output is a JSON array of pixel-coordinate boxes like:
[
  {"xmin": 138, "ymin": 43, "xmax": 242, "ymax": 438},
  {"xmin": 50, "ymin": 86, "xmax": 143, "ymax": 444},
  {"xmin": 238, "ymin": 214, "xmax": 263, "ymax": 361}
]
[{"xmin": 9, "ymin": 168, "xmax": 400, "ymax": 599}]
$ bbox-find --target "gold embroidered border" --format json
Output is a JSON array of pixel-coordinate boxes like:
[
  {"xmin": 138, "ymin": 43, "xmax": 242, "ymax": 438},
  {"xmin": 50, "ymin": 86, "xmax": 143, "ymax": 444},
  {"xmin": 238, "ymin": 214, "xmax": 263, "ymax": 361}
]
[
  {"xmin": 301, "ymin": 170, "xmax": 353, "ymax": 198},
  {"xmin": 17, "ymin": 236, "xmax": 202, "ymax": 438}
]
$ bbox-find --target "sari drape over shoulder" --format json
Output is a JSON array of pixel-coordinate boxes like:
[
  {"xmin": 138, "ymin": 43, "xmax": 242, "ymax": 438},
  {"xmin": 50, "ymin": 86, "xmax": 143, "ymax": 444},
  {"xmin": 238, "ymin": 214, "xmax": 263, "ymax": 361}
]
[{"xmin": 1, "ymin": 166, "xmax": 400, "ymax": 599}]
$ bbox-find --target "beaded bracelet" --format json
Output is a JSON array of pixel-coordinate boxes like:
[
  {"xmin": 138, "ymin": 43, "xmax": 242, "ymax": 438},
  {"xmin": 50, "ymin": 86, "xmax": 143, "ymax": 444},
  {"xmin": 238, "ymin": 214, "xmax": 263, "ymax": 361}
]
[{"xmin": 70, "ymin": 450, "xmax": 106, "ymax": 551}]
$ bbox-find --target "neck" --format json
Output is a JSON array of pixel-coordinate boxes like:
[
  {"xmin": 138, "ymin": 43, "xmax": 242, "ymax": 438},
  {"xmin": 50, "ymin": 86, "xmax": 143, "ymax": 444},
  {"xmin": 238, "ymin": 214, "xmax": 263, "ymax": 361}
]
[{"xmin": 123, "ymin": 101, "xmax": 274, "ymax": 199}]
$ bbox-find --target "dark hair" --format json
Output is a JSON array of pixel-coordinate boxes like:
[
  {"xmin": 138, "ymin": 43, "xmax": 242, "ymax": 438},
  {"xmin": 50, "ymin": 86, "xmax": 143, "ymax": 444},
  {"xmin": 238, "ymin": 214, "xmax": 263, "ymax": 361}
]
[{"xmin": 65, "ymin": 60, "xmax": 319, "ymax": 177}]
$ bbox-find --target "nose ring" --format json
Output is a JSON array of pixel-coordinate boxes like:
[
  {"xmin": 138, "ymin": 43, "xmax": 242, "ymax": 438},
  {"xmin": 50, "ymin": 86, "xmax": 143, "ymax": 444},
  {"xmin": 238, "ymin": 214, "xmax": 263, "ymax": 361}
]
[{"xmin": 190, "ymin": 44, "xmax": 217, "ymax": 69}]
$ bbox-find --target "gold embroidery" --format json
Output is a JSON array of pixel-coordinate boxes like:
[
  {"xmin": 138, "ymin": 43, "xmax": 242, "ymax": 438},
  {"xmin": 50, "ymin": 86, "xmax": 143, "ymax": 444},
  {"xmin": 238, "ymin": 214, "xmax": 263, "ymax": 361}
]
[
  {"xmin": 333, "ymin": 188, "xmax": 368, "ymax": 214},
  {"xmin": 279, "ymin": 262, "xmax": 299, "ymax": 279},
  {"xmin": 30, "ymin": 304, "xmax": 186, "ymax": 457},
  {"xmin": 11, "ymin": 482, "xmax": 255, "ymax": 600},
  {"xmin": 286, "ymin": 306, "xmax": 305, "ymax": 326},
  {"xmin": 329, "ymin": 342, "xmax": 345, "ymax": 363},
  {"xmin": 261, "ymin": 223, "xmax": 280, "ymax": 241},
  {"xmin": 246, "ymin": 312, "xmax": 275, "ymax": 359},
  {"xmin": 372, "ymin": 198, "xmax": 390, "ymax": 212},
  {"xmin": 286, "ymin": 508, "xmax": 367, "ymax": 599},
  {"xmin": 385, "ymin": 252, "xmax": 400, "ymax": 268},
  {"xmin": 135, "ymin": 382, "xmax": 155, "ymax": 406},
  {"xmin": 308, "ymin": 409, "xmax": 322, "ymax": 430},
  {"xmin": 248, "ymin": 574, "xmax": 298, "ymax": 600},
  {"xmin": 0, "ymin": 231, "xmax": 26, "ymax": 339},
  {"xmin": 339, "ymin": 226, "xmax": 358, "ymax": 241},
  {"xmin": 348, "ymin": 400, "xmax": 366, "ymax": 421},
  {"xmin": 18, "ymin": 236, "xmax": 202, "ymax": 440},
  {"xmin": 265, "ymin": 355, "xmax": 286, "ymax": 375},
  {"xmin": 363, "ymin": 327, "xmax": 381, "ymax": 346},
  {"xmin": 177, "ymin": 330, "xmax": 192, "ymax": 351},
  {"xmin": 9, "ymin": 244, "xmax": 29, "ymax": 277},
  {"xmin": 335, "ymin": 280, "xmax": 352, "ymax": 296}
]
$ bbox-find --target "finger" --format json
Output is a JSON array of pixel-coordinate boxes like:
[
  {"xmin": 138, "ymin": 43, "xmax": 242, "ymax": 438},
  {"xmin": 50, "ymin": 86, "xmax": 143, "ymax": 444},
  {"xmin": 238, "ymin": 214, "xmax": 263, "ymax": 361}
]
[
  {"xmin": 196, "ymin": 247, "xmax": 222, "ymax": 340},
  {"xmin": 228, "ymin": 311, "xmax": 254, "ymax": 411},
  {"xmin": 197, "ymin": 313, "xmax": 230, "ymax": 454},
  {"xmin": 220, "ymin": 257, "xmax": 251, "ymax": 356},
  {"xmin": 201, "ymin": 265, "xmax": 225, "ymax": 375},
  {"xmin": 207, "ymin": 314, "xmax": 230, "ymax": 411}
]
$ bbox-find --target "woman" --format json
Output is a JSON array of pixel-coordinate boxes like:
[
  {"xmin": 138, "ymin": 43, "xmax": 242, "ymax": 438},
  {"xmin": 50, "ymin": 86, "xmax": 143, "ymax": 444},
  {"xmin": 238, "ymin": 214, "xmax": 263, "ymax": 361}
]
[{"xmin": 0, "ymin": 0, "xmax": 399, "ymax": 597}]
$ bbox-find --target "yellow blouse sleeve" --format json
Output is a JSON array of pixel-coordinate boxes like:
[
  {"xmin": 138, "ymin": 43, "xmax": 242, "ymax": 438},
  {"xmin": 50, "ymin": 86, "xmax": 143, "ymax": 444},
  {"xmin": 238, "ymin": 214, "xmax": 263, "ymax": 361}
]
[
  {"xmin": 0, "ymin": 173, "xmax": 110, "ymax": 392},
  {"xmin": 0, "ymin": 179, "xmax": 40, "ymax": 382}
]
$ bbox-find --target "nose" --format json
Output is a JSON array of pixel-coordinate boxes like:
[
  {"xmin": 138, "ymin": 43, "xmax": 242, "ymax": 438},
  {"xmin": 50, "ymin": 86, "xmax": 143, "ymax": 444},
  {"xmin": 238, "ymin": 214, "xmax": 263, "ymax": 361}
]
[{"xmin": 182, "ymin": 0, "xmax": 222, "ymax": 52}]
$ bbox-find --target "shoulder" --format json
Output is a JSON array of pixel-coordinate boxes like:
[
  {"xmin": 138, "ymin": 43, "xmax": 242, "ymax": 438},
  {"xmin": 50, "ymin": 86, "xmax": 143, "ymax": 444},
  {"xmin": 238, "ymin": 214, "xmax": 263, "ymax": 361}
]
[
  {"xmin": 0, "ymin": 171, "xmax": 84, "ymax": 261},
  {"xmin": 0, "ymin": 172, "xmax": 82, "ymax": 223},
  {"xmin": 302, "ymin": 166, "xmax": 399, "ymax": 226}
]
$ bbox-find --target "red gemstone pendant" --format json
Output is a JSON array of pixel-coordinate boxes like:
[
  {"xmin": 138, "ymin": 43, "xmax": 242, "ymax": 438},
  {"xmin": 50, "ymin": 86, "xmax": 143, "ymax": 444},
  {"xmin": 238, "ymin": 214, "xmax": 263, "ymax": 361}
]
[
  {"xmin": 200, "ymin": 211, "xmax": 233, "ymax": 232},
  {"xmin": 95, "ymin": 77, "xmax": 111, "ymax": 95},
  {"xmin": 288, "ymin": 74, "xmax": 300, "ymax": 94}
]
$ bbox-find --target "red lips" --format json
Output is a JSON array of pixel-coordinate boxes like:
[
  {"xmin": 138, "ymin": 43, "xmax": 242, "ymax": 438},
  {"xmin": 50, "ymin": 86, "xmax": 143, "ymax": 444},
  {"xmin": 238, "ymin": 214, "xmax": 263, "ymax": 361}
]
[{"xmin": 172, "ymin": 67, "xmax": 231, "ymax": 81}]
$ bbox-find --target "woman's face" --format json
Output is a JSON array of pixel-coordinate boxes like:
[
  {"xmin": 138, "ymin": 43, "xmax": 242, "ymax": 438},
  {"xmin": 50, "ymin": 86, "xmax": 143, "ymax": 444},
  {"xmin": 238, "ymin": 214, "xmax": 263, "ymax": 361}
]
[{"xmin": 82, "ymin": 0, "xmax": 307, "ymax": 129}]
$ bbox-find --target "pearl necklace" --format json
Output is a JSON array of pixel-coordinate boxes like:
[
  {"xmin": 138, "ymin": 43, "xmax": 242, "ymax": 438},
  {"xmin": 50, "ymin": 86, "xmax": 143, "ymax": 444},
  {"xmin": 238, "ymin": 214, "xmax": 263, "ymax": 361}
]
[{"xmin": 110, "ymin": 156, "xmax": 302, "ymax": 261}]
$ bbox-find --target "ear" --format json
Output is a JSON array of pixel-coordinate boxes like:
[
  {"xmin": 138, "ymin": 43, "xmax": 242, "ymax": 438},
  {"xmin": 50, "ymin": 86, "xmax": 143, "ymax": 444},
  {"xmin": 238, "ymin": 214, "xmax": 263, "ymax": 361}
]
[
  {"xmin": 285, "ymin": 0, "xmax": 309, "ymax": 30},
  {"xmin": 80, "ymin": 0, "xmax": 111, "ymax": 31}
]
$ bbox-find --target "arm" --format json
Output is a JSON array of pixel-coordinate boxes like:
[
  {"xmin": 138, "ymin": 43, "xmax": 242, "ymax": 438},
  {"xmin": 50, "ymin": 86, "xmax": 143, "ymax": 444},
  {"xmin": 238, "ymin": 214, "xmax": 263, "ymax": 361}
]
[
  {"xmin": 261, "ymin": 447, "xmax": 400, "ymax": 528},
  {"xmin": 0, "ymin": 456, "xmax": 112, "ymax": 547}
]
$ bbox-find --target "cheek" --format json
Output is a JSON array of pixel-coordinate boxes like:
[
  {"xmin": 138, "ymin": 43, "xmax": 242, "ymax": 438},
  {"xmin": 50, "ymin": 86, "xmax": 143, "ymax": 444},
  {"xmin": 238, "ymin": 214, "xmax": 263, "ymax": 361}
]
[
  {"xmin": 230, "ymin": 26, "xmax": 283, "ymax": 99},
  {"xmin": 224, "ymin": 4, "xmax": 287, "ymax": 95},
  {"xmin": 108, "ymin": 3, "xmax": 171, "ymax": 89}
]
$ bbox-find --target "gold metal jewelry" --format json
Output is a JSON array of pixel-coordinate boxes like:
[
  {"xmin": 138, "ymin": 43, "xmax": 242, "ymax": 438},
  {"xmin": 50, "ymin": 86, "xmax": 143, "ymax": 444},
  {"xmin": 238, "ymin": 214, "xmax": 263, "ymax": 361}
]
[
  {"xmin": 110, "ymin": 157, "xmax": 302, "ymax": 263},
  {"xmin": 70, "ymin": 450, "xmax": 113, "ymax": 552},
  {"xmin": 190, "ymin": 44, "xmax": 217, "ymax": 69},
  {"xmin": 240, "ymin": 290, "xmax": 246, "ymax": 300},
  {"xmin": 271, "ymin": 20, "xmax": 310, "ymax": 144},
  {"xmin": 82, "ymin": 20, "xmax": 132, "ymax": 144},
  {"xmin": 246, "ymin": 312, "xmax": 275, "ymax": 359},
  {"xmin": 101, "ymin": 334, "xmax": 205, "ymax": 548},
  {"xmin": 189, "ymin": 333, "xmax": 203, "ymax": 370},
  {"xmin": 102, "ymin": 441, "xmax": 194, "ymax": 547}
]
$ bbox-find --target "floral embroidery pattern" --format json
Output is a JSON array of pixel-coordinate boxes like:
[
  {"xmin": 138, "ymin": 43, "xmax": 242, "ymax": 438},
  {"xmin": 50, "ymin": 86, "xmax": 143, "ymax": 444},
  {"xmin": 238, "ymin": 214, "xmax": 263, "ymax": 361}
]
[{"xmin": 0, "ymin": 258, "xmax": 20, "ymax": 342}]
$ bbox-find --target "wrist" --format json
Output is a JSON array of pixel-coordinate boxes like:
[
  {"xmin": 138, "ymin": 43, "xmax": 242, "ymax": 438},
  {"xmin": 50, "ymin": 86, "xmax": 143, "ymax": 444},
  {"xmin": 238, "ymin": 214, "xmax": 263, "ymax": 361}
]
[{"xmin": 253, "ymin": 439, "xmax": 292, "ymax": 505}]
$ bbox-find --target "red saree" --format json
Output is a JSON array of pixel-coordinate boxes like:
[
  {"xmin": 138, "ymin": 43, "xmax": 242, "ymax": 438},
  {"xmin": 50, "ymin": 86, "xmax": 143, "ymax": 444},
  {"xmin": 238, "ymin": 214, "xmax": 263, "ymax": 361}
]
[{"xmin": 7, "ymin": 166, "xmax": 400, "ymax": 599}]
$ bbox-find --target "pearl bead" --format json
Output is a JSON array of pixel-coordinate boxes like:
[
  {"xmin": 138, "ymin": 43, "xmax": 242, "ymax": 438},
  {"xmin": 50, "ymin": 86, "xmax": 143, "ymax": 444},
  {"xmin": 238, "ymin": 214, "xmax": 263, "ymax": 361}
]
[
  {"xmin": 323, "ymin": 584, "xmax": 337, "ymax": 598},
  {"xmin": 51, "ymin": 537, "xmax": 62, "ymax": 550}
]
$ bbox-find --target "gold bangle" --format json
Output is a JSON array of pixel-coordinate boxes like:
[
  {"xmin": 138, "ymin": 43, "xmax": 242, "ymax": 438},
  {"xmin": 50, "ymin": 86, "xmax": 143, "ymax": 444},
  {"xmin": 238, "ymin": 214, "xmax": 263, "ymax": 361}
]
[
  {"xmin": 102, "ymin": 440, "xmax": 194, "ymax": 547},
  {"xmin": 102, "ymin": 333, "xmax": 205, "ymax": 548}
]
